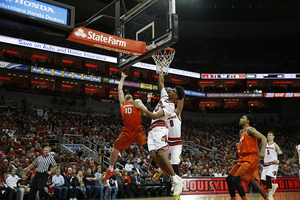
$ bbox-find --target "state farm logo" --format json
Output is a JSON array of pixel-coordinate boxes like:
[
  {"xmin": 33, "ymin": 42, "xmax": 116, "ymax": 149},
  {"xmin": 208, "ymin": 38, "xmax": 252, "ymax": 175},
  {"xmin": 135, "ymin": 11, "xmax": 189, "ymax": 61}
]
[{"xmin": 74, "ymin": 28, "xmax": 86, "ymax": 38}]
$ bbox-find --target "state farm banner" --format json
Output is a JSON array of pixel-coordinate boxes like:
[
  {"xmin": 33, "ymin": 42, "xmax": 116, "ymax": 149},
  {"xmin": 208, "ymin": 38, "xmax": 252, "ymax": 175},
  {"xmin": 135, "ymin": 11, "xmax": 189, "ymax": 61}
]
[
  {"xmin": 181, "ymin": 177, "xmax": 300, "ymax": 195},
  {"xmin": 67, "ymin": 27, "xmax": 146, "ymax": 56}
]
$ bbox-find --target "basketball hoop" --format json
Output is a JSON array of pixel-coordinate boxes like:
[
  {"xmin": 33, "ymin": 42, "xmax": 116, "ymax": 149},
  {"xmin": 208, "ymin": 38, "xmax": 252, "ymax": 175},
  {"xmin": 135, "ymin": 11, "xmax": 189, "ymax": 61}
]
[{"xmin": 152, "ymin": 47, "xmax": 175, "ymax": 75}]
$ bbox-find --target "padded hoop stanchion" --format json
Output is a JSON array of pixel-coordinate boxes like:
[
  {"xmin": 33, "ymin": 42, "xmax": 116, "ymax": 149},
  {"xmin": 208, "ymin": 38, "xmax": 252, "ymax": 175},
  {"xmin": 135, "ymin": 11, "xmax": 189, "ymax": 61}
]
[{"xmin": 152, "ymin": 47, "xmax": 175, "ymax": 75}]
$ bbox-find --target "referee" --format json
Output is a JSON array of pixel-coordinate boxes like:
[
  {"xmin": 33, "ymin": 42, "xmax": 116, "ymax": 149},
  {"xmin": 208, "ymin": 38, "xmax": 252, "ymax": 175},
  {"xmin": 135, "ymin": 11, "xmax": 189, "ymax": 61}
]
[{"xmin": 24, "ymin": 147, "xmax": 57, "ymax": 200}]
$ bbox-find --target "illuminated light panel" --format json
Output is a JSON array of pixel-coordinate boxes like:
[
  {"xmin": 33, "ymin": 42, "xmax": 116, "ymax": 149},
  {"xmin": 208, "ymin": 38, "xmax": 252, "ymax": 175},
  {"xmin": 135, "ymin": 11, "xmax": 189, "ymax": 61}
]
[
  {"xmin": 110, "ymin": 91, "xmax": 118, "ymax": 94},
  {"xmin": 172, "ymin": 79, "xmax": 182, "ymax": 82},
  {"xmin": 226, "ymin": 101, "xmax": 237, "ymax": 104},
  {"xmin": 86, "ymin": 88, "xmax": 97, "ymax": 91},
  {"xmin": 199, "ymin": 81, "xmax": 215, "ymax": 84},
  {"xmin": 62, "ymin": 84, "xmax": 73, "ymax": 88},
  {"xmin": 200, "ymin": 101, "xmax": 216, "ymax": 104},
  {"xmin": 86, "ymin": 64, "xmax": 97, "ymax": 68},
  {"xmin": 224, "ymin": 81, "xmax": 236, "ymax": 84},
  {"xmin": 110, "ymin": 68, "xmax": 119, "ymax": 71},
  {"xmin": 31, "ymin": 81, "xmax": 46, "ymax": 84},
  {"xmin": 62, "ymin": 60, "xmax": 74, "ymax": 64},
  {"xmin": 247, "ymin": 81, "xmax": 257, "ymax": 84},
  {"xmin": 273, "ymin": 81, "xmax": 293, "ymax": 84},
  {"xmin": 2, "ymin": 49, "xmax": 19, "ymax": 54},
  {"xmin": 248, "ymin": 101, "xmax": 259, "ymax": 104},
  {"xmin": 134, "ymin": 94, "xmax": 141, "ymax": 97},
  {"xmin": 0, "ymin": 76, "xmax": 11, "ymax": 80},
  {"xmin": 153, "ymin": 97, "xmax": 160, "ymax": 99},
  {"xmin": 134, "ymin": 72, "xmax": 140, "ymax": 75},
  {"xmin": 32, "ymin": 55, "xmax": 47, "ymax": 59},
  {"xmin": 153, "ymin": 75, "xmax": 159, "ymax": 78}
]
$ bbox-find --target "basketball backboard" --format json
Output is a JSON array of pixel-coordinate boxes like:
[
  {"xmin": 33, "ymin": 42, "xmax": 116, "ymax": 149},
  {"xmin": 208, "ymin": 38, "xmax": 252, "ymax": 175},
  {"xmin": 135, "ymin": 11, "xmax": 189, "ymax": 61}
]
[{"xmin": 117, "ymin": 0, "xmax": 178, "ymax": 70}]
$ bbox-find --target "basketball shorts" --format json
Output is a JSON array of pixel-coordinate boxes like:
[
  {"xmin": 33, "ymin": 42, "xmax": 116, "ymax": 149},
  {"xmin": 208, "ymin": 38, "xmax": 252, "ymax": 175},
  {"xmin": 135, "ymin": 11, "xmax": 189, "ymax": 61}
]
[
  {"xmin": 229, "ymin": 159, "xmax": 258, "ymax": 184},
  {"xmin": 114, "ymin": 125, "xmax": 147, "ymax": 151},
  {"xmin": 165, "ymin": 144, "xmax": 182, "ymax": 165},
  {"xmin": 147, "ymin": 126, "xmax": 169, "ymax": 152},
  {"xmin": 261, "ymin": 164, "xmax": 278, "ymax": 180}
]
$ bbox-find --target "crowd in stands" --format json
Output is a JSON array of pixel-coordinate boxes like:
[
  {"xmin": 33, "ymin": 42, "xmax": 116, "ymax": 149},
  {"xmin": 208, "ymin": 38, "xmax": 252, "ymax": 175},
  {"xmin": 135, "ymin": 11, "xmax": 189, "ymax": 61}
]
[{"xmin": 0, "ymin": 103, "xmax": 299, "ymax": 200}]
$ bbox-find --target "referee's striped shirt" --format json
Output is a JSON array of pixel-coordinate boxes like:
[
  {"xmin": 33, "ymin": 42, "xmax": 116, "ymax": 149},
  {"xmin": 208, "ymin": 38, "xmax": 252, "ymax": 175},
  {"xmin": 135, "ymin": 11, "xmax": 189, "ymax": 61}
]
[{"xmin": 32, "ymin": 155, "xmax": 57, "ymax": 173}]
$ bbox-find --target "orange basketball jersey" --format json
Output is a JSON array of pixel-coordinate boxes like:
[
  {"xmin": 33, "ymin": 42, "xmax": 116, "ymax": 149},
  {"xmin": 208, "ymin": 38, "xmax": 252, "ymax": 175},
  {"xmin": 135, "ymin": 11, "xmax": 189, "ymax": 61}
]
[
  {"xmin": 238, "ymin": 126, "xmax": 258, "ymax": 162},
  {"xmin": 120, "ymin": 101, "xmax": 142, "ymax": 127}
]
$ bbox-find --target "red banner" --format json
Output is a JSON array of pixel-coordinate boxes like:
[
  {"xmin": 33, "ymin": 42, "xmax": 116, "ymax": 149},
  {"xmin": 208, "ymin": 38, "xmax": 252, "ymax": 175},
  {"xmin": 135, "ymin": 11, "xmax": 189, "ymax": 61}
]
[
  {"xmin": 67, "ymin": 27, "xmax": 146, "ymax": 56},
  {"xmin": 181, "ymin": 177, "xmax": 300, "ymax": 195}
]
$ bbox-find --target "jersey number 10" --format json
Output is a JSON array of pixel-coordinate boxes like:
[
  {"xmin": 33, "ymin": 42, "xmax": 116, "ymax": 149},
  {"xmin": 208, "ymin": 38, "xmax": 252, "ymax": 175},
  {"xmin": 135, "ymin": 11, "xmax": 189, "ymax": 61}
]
[{"xmin": 125, "ymin": 107, "xmax": 132, "ymax": 114}]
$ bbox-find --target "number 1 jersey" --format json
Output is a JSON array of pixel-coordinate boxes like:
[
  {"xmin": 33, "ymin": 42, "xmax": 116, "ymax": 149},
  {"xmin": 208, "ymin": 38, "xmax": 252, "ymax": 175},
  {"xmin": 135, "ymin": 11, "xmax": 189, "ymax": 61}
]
[{"xmin": 121, "ymin": 101, "xmax": 141, "ymax": 127}]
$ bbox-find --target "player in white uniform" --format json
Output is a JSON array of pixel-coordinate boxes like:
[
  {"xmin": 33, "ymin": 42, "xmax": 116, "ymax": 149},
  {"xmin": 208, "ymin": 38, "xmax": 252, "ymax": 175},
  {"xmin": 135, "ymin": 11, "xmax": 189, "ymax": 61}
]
[
  {"xmin": 261, "ymin": 131, "xmax": 283, "ymax": 200},
  {"xmin": 286, "ymin": 143, "xmax": 300, "ymax": 179},
  {"xmin": 133, "ymin": 71, "xmax": 185, "ymax": 197}
]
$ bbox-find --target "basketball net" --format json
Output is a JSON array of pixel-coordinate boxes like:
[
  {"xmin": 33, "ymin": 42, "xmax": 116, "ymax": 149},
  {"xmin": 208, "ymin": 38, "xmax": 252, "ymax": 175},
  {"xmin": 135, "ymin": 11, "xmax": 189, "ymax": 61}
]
[{"xmin": 152, "ymin": 47, "xmax": 175, "ymax": 75}]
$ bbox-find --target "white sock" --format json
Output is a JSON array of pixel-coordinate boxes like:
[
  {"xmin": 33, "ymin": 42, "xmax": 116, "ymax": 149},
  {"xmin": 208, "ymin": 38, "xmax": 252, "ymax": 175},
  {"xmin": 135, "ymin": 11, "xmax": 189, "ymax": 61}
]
[
  {"xmin": 109, "ymin": 165, "xmax": 114, "ymax": 171},
  {"xmin": 172, "ymin": 175, "xmax": 179, "ymax": 183}
]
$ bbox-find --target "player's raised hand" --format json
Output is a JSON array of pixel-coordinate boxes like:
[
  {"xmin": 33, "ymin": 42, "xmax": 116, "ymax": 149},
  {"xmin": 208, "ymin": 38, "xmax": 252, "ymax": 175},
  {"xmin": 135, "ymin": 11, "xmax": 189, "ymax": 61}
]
[
  {"xmin": 166, "ymin": 87, "xmax": 172, "ymax": 93},
  {"xmin": 147, "ymin": 93, "xmax": 154, "ymax": 99},
  {"xmin": 132, "ymin": 99, "xmax": 146, "ymax": 110},
  {"xmin": 121, "ymin": 71, "xmax": 128, "ymax": 79}
]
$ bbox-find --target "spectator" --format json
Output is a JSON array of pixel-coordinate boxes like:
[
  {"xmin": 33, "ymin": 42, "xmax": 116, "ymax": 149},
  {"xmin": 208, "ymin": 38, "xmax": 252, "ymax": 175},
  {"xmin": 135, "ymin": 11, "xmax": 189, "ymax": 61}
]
[
  {"xmin": 7, "ymin": 148, "xmax": 16, "ymax": 160},
  {"xmin": 16, "ymin": 165, "xmax": 23, "ymax": 178},
  {"xmin": 122, "ymin": 171, "xmax": 132, "ymax": 197},
  {"xmin": 130, "ymin": 170, "xmax": 144, "ymax": 196},
  {"xmin": 81, "ymin": 149, "xmax": 89, "ymax": 159},
  {"xmin": 102, "ymin": 171, "xmax": 111, "ymax": 200},
  {"xmin": 183, "ymin": 170, "xmax": 192, "ymax": 177},
  {"xmin": 52, "ymin": 169, "xmax": 68, "ymax": 200},
  {"xmin": 77, "ymin": 148, "xmax": 84, "ymax": 158},
  {"xmin": 124, "ymin": 160, "xmax": 133, "ymax": 176},
  {"xmin": 80, "ymin": 160, "xmax": 88, "ymax": 170},
  {"xmin": 0, "ymin": 176, "xmax": 9, "ymax": 198},
  {"xmin": 106, "ymin": 173, "xmax": 119, "ymax": 199},
  {"xmin": 17, "ymin": 172, "xmax": 30, "ymax": 200},
  {"xmin": 84, "ymin": 168, "xmax": 99, "ymax": 200},
  {"xmin": 6, "ymin": 168, "xmax": 21, "ymax": 200},
  {"xmin": 132, "ymin": 161, "xmax": 141, "ymax": 176},
  {"xmin": 69, "ymin": 154, "xmax": 77, "ymax": 163},
  {"xmin": 95, "ymin": 167, "xmax": 104, "ymax": 199},
  {"xmin": 141, "ymin": 163, "xmax": 151, "ymax": 177},
  {"xmin": 64, "ymin": 167, "xmax": 79, "ymax": 200},
  {"xmin": 37, "ymin": 108, "xmax": 44, "ymax": 119}
]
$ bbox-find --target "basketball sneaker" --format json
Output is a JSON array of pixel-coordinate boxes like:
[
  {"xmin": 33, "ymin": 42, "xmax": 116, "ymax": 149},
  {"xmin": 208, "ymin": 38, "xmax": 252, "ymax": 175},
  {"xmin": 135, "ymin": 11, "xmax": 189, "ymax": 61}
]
[
  {"xmin": 103, "ymin": 169, "xmax": 115, "ymax": 181},
  {"xmin": 173, "ymin": 181, "xmax": 183, "ymax": 196},
  {"xmin": 171, "ymin": 176, "xmax": 182, "ymax": 192},
  {"xmin": 174, "ymin": 195, "xmax": 181, "ymax": 200},
  {"xmin": 152, "ymin": 170, "xmax": 163, "ymax": 181}
]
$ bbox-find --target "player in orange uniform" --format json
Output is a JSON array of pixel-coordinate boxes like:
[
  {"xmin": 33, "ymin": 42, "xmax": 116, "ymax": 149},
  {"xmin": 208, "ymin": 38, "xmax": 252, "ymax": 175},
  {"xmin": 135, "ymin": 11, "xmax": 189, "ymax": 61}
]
[
  {"xmin": 226, "ymin": 115, "xmax": 268, "ymax": 200},
  {"xmin": 103, "ymin": 72, "xmax": 147, "ymax": 181}
]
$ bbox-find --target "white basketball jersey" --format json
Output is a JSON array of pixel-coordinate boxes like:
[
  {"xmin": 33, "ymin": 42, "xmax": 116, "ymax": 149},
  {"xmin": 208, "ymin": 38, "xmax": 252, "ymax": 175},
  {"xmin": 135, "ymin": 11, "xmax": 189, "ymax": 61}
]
[
  {"xmin": 297, "ymin": 144, "xmax": 300, "ymax": 165},
  {"xmin": 152, "ymin": 88, "xmax": 175, "ymax": 124},
  {"xmin": 166, "ymin": 112, "xmax": 181, "ymax": 139},
  {"xmin": 264, "ymin": 142, "xmax": 278, "ymax": 163}
]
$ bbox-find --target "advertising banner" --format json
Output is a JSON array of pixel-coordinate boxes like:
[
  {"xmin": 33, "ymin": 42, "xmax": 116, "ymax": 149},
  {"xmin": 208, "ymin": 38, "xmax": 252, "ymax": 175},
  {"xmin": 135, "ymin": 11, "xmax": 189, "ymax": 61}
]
[
  {"xmin": 64, "ymin": 144, "xmax": 84, "ymax": 153},
  {"xmin": 0, "ymin": 0, "xmax": 68, "ymax": 25},
  {"xmin": 68, "ymin": 27, "xmax": 146, "ymax": 56},
  {"xmin": 140, "ymin": 83, "xmax": 153, "ymax": 90},
  {"xmin": 201, "ymin": 74, "xmax": 246, "ymax": 79},
  {"xmin": 0, "ymin": 61, "xmax": 30, "ymax": 71},
  {"xmin": 31, "ymin": 66, "xmax": 101, "ymax": 82},
  {"xmin": 207, "ymin": 93, "xmax": 263, "ymax": 98},
  {"xmin": 181, "ymin": 177, "xmax": 300, "ymax": 195},
  {"xmin": 264, "ymin": 93, "xmax": 300, "ymax": 98},
  {"xmin": 184, "ymin": 90, "xmax": 206, "ymax": 98},
  {"xmin": 181, "ymin": 177, "xmax": 248, "ymax": 195}
]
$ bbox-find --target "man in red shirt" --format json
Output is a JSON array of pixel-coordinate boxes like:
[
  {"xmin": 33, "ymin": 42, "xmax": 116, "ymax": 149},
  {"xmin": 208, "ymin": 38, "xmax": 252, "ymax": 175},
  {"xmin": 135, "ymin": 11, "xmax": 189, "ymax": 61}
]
[
  {"xmin": 23, "ymin": 158, "xmax": 30, "ymax": 169},
  {"xmin": 7, "ymin": 148, "xmax": 17, "ymax": 159}
]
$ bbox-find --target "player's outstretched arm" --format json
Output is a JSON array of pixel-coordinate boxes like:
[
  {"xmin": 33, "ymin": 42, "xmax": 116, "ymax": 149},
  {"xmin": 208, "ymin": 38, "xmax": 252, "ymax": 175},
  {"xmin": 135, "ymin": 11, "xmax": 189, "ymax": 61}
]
[
  {"xmin": 132, "ymin": 100, "xmax": 165, "ymax": 119},
  {"xmin": 118, "ymin": 72, "xmax": 128, "ymax": 107},
  {"xmin": 286, "ymin": 147, "xmax": 299, "ymax": 165},
  {"xmin": 175, "ymin": 97, "xmax": 184, "ymax": 120},
  {"xmin": 158, "ymin": 71, "xmax": 164, "ymax": 92},
  {"xmin": 146, "ymin": 93, "xmax": 153, "ymax": 111},
  {"xmin": 247, "ymin": 127, "xmax": 267, "ymax": 158}
]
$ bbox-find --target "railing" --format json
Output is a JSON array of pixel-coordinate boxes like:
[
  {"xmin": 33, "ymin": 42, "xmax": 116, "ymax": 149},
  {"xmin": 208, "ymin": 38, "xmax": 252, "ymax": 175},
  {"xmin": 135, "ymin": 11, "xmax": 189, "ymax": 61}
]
[
  {"xmin": 103, "ymin": 155, "xmax": 124, "ymax": 169},
  {"xmin": 183, "ymin": 141, "xmax": 222, "ymax": 157}
]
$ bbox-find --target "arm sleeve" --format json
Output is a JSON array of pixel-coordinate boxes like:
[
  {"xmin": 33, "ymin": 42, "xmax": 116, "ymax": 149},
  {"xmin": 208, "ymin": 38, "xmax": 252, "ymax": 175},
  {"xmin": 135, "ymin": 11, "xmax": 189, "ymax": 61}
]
[
  {"xmin": 146, "ymin": 102, "xmax": 152, "ymax": 111},
  {"xmin": 163, "ymin": 104, "xmax": 175, "ymax": 118},
  {"xmin": 160, "ymin": 88, "xmax": 168, "ymax": 98},
  {"xmin": 51, "ymin": 156, "xmax": 57, "ymax": 167},
  {"xmin": 279, "ymin": 154, "xmax": 284, "ymax": 161},
  {"xmin": 32, "ymin": 157, "xmax": 39, "ymax": 166}
]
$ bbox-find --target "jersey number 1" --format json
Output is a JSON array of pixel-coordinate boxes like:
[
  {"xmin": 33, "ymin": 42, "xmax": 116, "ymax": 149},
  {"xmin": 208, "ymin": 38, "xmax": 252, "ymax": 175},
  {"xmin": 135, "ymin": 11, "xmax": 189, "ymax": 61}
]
[
  {"xmin": 170, "ymin": 120, "xmax": 174, "ymax": 127},
  {"xmin": 125, "ymin": 107, "xmax": 132, "ymax": 114}
]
